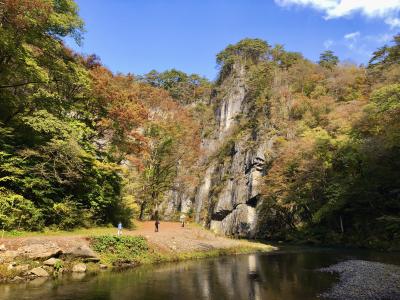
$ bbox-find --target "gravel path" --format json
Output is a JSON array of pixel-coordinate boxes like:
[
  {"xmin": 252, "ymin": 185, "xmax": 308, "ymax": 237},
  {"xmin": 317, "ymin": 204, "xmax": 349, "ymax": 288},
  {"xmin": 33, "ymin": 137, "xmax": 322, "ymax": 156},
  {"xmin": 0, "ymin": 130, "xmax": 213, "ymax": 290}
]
[{"xmin": 319, "ymin": 260, "xmax": 400, "ymax": 300}]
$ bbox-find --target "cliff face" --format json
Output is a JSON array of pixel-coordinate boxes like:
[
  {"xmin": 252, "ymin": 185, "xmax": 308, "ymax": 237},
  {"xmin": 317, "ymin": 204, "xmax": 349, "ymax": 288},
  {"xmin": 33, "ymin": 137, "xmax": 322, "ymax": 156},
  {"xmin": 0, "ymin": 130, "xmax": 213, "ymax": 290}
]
[
  {"xmin": 162, "ymin": 62, "xmax": 273, "ymax": 238},
  {"xmin": 191, "ymin": 63, "xmax": 273, "ymax": 238}
]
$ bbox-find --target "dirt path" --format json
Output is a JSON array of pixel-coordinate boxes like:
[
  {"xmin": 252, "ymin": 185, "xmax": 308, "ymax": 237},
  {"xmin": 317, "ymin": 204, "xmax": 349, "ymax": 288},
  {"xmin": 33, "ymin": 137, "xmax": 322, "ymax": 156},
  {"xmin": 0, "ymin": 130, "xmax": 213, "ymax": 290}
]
[{"xmin": 0, "ymin": 222, "xmax": 266, "ymax": 254}]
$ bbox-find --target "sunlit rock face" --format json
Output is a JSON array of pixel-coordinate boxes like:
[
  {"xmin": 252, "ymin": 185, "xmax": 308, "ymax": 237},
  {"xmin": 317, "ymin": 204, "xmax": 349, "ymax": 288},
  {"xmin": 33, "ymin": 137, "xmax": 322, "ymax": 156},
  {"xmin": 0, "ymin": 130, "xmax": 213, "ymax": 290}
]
[
  {"xmin": 164, "ymin": 62, "xmax": 273, "ymax": 238},
  {"xmin": 190, "ymin": 62, "xmax": 273, "ymax": 238}
]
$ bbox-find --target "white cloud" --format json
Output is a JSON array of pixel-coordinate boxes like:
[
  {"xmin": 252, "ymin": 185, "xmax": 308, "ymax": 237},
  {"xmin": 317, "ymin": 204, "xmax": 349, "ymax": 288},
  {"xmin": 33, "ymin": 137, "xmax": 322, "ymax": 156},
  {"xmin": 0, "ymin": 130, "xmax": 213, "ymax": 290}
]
[
  {"xmin": 365, "ymin": 33, "xmax": 392, "ymax": 44},
  {"xmin": 323, "ymin": 39, "xmax": 334, "ymax": 48},
  {"xmin": 343, "ymin": 31, "xmax": 360, "ymax": 50},
  {"xmin": 344, "ymin": 31, "xmax": 360, "ymax": 40},
  {"xmin": 275, "ymin": 0, "xmax": 400, "ymax": 22},
  {"xmin": 385, "ymin": 17, "xmax": 400, "ymax": 28}
]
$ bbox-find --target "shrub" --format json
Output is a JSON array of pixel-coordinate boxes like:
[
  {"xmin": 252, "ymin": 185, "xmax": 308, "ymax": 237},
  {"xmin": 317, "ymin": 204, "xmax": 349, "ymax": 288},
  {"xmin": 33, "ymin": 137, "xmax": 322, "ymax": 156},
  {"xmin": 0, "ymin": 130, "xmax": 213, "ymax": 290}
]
[{"xmin": 91, "ymin": 236, "xmax": 149, "ymax": 265}]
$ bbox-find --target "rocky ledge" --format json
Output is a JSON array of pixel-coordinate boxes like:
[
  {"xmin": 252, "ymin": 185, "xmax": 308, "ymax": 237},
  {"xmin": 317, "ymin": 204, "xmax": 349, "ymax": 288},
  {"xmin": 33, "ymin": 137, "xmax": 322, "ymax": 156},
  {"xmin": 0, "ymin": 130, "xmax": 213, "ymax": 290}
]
[
  {"xmin": 0, "ymin": 242, "xmax": 102, "ymax": 283},
  {"xmin": 319, "ymin": 260, "xmax": 400, "ymax": 300}
]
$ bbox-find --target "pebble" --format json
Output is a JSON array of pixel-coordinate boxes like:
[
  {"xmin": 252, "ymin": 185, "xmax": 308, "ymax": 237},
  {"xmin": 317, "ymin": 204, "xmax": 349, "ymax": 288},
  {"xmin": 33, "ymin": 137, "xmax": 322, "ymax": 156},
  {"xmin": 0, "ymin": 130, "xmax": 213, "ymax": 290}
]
[{"xmin": 319, "ymin": 260, "xmax": 400, "ymax": 299}]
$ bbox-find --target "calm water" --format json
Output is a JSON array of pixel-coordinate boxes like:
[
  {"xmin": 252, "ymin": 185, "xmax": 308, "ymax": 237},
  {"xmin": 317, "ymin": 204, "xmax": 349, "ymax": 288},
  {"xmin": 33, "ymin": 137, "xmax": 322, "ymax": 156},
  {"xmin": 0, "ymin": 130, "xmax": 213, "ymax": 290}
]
[{"xmin": 0, "ymin": 246, "xmax": 398, "ymax": 300}]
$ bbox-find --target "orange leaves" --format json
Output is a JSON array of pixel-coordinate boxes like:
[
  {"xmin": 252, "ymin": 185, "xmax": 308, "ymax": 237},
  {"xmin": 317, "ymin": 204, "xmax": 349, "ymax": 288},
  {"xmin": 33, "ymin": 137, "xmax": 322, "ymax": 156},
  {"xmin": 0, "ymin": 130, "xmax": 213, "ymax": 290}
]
[
  {"xmin": 2, "ymin": 0, "xmax": 52, "ymax": 32},
  {"xmin": 89, "ymin": 65, "xmax": 201, "ymax": 173}
]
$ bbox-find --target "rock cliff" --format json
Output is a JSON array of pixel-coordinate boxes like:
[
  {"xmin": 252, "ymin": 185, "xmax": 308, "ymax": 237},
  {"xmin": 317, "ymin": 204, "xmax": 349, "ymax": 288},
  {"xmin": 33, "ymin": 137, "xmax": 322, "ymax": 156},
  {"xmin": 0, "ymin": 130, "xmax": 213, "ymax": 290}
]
[{"xmin": 163, "ymin": 61, "xmax": 274, "ymax": 238}]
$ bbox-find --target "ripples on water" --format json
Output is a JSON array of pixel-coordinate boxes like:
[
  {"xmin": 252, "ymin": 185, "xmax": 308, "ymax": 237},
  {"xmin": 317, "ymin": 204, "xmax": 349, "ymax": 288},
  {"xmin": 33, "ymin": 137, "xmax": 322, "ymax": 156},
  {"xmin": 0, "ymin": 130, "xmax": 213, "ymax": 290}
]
[{"xmin": 0, "ymin": 246, "xmax": 397, "ymax": 300}]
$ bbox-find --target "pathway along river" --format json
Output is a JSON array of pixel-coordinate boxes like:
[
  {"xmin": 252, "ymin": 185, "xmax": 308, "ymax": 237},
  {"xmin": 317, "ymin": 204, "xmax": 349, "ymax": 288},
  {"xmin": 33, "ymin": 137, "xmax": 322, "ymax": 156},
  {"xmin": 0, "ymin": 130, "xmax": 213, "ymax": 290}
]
[{"xmin": 0, "ymin": 246, "xmax": 399, "ymax": 300}]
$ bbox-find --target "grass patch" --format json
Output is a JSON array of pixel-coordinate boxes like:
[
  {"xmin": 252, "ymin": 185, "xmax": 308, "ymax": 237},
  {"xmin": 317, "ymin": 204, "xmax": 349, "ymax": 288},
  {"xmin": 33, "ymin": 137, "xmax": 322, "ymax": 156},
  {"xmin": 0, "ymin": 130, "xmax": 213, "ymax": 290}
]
[{"xmin": 91, "ymin": 235, "xmax": 150, "ymax": 266}]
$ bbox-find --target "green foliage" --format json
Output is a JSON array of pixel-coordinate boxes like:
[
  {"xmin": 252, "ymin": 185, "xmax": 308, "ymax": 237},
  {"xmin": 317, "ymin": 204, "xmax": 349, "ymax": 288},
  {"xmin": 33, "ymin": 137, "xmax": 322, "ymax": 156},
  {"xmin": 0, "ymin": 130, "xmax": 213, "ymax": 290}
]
[
  {"xmin": 216, "ymin": 38, "xmax": 270, "ymax": 80},
  {"xmin": 369, "ymin": 34, "xmax": 400, "ymax": 69},
  {"xmin": 0, "ymin": 189, "xmax": 43, "ymax": 231},
  {"xmin": 318, "ymin": 50, "xmax": 339, "ymax": 70},
  {"xmin": 255, "ymin": 34, "xmax": 400, "ymax": 250},
  {"xmin": 143, "ymin": 69, "xmax": 211, "ymax": 105},
  {"xmin": 0, "ymin": 0, "xmax": 131, "ymax": 231},
  {"xmin": 91, "ymin": 235, "xmax": 149, "ymax": 265},
  {"xmin": 54, "ymin": 260, "xmax": 64, "ymax": 272}
]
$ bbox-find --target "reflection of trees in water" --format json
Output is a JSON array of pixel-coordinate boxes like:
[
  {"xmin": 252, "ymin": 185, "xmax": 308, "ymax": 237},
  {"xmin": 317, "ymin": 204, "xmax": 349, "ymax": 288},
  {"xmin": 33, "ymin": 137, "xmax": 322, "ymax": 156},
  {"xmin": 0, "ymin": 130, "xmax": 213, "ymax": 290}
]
[{"xmin": 0, "ymin": 252, "xmax": 339, "ymax": 300}]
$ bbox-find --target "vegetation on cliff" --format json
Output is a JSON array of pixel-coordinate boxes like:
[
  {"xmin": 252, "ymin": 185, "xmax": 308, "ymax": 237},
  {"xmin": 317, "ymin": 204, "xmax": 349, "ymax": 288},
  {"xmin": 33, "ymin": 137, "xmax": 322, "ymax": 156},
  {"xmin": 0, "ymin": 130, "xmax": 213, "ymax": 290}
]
[{"xmin": 215, "ymin": 37, "xmax": 400, "ymax": 249}]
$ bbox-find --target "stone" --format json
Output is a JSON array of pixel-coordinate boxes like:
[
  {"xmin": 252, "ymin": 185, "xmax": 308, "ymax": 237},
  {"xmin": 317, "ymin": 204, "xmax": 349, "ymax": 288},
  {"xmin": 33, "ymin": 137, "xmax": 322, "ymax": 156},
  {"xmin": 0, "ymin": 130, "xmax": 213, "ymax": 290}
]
[
  {"xmin": 43, "ymin": 258, "xmax": 61, "ymax": 266},
  {"xmin": 83, "ymin": 257, "xmax": 100, "ymax": 263},
  {"xmin": 0, "ymin": 244, "xmax": 6, "ymax": 251},
  {"xmin": 17, "ymin": 243, "xmax": 62, "ymax": 259},
  {"xmin": 99, "ymin": 264, "xmax": 108, "ymax": 269},
  {"xmin": 67, "ymin": 245, "xmax": 98, "ymax": 259},
  {"xmin": 1, "ymin": 250, "xmax": 19, "ymax": 260},
  {"xmin": 30, "ymin": 267, "xmax": 50, "ymax": 277},
  {"xmin": 11, "ymin": 276, "xmax": 24, "ymax": 282},
  {"xmin": 72, "ymin": 263, "xmax": 86, "ymax": 273},
  {"xmin": 15, "ymin": 264, "xmax": 29, "ymax": 272}
]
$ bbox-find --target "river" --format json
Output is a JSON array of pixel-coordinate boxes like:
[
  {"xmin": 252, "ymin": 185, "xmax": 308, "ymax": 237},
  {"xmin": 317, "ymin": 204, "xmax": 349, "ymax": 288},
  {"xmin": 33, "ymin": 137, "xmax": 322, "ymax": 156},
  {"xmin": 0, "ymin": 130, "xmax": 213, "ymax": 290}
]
[{"xmin": 0, "ymin": 246, "xmax": 398, "ymax": 300}]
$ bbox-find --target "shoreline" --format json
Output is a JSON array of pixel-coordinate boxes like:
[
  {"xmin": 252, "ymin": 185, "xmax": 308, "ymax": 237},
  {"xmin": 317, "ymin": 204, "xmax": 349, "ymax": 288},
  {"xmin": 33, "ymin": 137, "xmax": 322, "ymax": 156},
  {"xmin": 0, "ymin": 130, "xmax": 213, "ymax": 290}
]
[{"xmin": 0, "ymin": 222, "xmax": 276, "ymax": 283}]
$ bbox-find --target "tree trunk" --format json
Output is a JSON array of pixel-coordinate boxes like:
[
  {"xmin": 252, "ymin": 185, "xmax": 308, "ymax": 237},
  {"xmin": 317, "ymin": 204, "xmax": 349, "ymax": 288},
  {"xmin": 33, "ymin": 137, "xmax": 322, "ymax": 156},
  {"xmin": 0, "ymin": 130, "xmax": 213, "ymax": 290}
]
[
  {"xmin": 139, "ymin": 202, "xmax": 146, "ymax": 220},
  {"xmin": 339, "ymin": 215, "xmax": 344, "ymax": 234}
]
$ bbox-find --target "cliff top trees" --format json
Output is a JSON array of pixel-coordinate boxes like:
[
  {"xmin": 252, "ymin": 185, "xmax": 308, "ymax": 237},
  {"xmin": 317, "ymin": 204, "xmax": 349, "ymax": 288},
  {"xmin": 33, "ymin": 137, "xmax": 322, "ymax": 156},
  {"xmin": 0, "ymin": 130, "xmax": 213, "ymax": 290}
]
[
  {"xmin": 216, "ymin": 38, "xmax": 271, "ymax": 80},
  {"xmin": 142, "ymin": 69, "xmax": 211, "ymax": 105}
]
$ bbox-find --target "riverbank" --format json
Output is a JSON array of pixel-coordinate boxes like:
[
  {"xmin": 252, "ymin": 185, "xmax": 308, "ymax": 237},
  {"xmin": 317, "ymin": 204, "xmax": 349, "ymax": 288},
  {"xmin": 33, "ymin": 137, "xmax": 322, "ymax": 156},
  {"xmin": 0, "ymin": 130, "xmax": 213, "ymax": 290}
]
[
  {"xmin": 0, "ymin": 222, "xmax": 275, "ymax": 283},
  {"xmin": 319, "ymin": 260, "xmax": 400, "ymax": 299}
]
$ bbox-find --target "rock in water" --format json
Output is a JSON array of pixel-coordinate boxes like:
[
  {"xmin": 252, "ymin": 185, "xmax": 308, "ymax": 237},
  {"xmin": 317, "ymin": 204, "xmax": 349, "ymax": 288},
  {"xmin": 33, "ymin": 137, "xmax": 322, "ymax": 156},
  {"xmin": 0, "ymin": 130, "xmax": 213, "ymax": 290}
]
[
  {"xmin": 72, "ymin": 263, "xmax": 87, "ymax": 273},
  {"xmin": 11, "ymin": 276, "xmax": 24, "ymax": 282},
  {"xmin": 30, "ymin": 267, "xmax": 50, "ymax": 277}
]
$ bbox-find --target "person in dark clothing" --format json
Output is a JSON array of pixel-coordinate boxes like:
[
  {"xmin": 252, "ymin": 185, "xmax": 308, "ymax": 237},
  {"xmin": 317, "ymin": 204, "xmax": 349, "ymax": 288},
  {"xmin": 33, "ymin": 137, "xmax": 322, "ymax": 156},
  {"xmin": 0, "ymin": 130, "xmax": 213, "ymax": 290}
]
[{"xmin": 154, "ymin": 210, "xmax": 160, "ymax": 232}]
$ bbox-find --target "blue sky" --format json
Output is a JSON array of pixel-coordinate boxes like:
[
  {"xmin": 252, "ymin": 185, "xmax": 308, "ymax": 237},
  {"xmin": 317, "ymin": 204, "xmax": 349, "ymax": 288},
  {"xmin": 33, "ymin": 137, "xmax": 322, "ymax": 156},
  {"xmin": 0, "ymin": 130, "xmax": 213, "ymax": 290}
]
[{"xmin": 67, "ymin": 0, "xmax": 400, "ymax": 79}]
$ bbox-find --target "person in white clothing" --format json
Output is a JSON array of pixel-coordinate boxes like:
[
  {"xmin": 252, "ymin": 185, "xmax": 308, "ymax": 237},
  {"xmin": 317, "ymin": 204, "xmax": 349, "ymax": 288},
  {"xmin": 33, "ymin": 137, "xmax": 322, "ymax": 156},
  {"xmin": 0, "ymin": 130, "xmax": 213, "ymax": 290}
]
[{"xmin": 180, "ymin": 214, "xmax": 186, "ymax": 227}]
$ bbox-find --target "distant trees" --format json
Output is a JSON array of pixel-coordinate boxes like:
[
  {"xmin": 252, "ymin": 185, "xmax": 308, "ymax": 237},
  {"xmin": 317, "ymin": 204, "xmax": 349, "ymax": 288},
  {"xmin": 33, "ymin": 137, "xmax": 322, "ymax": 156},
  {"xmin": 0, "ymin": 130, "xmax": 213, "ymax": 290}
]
[{"xmin": 318, "ymin": 50, "xmax": 339, "ymax": 69}]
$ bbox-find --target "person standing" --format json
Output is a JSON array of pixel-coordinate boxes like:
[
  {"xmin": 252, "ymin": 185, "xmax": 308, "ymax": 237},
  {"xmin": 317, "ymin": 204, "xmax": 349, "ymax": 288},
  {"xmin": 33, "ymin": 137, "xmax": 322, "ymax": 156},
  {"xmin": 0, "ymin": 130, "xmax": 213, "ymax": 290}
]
[
  {"xmin": 180, "ymin": 214, "xmax": 186, "ymax": 227},
  {"xmin": 154, "ymin": 210, "xmax": 160, "ymax": 232},
  {"xmin": 117, "ymin": 222, "xmax": 122, "ymax": 236}
]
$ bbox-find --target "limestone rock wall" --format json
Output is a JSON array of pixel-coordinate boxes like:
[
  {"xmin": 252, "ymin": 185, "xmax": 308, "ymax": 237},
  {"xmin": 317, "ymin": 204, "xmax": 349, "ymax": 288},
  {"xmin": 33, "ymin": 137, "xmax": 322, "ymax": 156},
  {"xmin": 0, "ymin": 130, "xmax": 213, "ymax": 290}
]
[{"xmin": 164, "ymin": 62, "xmax": 273, "ymax": 238}]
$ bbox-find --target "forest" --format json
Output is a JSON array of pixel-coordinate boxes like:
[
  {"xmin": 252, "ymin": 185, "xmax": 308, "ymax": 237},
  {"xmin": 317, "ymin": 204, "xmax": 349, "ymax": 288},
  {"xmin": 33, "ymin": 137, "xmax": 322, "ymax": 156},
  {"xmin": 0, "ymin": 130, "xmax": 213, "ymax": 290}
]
[{"xmin": 0, "ymin": 0, "xmax": 399, "ymax": 250}]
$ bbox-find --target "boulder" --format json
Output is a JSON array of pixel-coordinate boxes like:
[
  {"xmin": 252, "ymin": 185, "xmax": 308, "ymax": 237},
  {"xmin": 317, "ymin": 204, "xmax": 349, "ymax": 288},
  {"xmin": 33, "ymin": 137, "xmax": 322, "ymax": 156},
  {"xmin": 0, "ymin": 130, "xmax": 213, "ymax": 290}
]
[
  {"xmin": 1, "ymin": 250, "xmax": 19, "ymax": 260},
  {"xmin": 72, "ymin": 263, "xmax": 86, "ymax": 273},
  {"xmin": 99, "ymin": 264, "xmax": 108, "ymax": 269},
  {"xmin": 15, "ymin": 264, "xmax": 29, "ymax": 272},
  {"xmin": 43, "ymin": 258, "xmax": 61, "ymax": 266},
  {"xmin": 0, "ymin": 244, "xmax": 6, "ymax": 251},
  {"xmin": 30, "ymin": 267, "xmax": 50, "ymax": 277},
  {"xmin": 67, "ymin": 245, "xmax": 98, "ymax": 259},
  {"xmin": 17, "ymin": 243, "xmax": 62, "ymax": 259},
  {"xmin": 11, "ymin": 276, "xmax": 24, "ymax": 282}
]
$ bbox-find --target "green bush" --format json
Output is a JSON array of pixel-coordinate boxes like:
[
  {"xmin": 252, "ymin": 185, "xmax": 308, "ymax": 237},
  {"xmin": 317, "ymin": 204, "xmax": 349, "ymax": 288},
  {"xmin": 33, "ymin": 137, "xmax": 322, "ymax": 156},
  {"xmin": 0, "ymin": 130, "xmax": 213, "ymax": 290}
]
[
  {"xmin": 91, "ymin": 236, "xmax": 149, "ymax": 265},
  {"xmin": 0, "ymin": 189, "xmax": 43, "ymax": 231}
]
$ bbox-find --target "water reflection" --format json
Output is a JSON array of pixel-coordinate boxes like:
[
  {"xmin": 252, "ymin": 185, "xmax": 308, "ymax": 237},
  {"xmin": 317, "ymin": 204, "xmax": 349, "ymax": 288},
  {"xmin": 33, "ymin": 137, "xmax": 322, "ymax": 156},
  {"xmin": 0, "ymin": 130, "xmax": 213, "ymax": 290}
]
[{"xmin": 0, "ymin": 247, "xmax": 397, "ymax": 300}]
